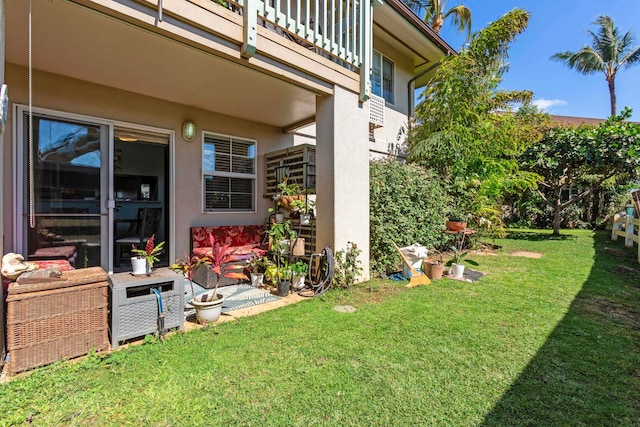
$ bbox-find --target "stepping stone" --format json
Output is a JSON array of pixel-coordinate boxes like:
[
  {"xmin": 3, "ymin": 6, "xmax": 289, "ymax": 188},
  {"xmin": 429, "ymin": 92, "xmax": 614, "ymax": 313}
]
[{"xmin": 333, "ymin": 305, "xmax": 356, "ymax": 313}]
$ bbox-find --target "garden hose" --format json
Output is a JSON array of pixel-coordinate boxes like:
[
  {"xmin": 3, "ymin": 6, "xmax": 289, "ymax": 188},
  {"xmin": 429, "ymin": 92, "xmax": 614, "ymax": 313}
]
[{"xmin": 151, "ymin": 287, "xmax": 165, "ymax": 338}]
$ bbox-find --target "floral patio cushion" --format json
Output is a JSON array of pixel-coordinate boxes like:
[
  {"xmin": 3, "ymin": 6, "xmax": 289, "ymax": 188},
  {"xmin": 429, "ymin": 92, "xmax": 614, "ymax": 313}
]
[
  {"xmin": 191, "ymin": 225, "xmax": 265, "ymax": 252},
  {"xmin": 192, "ymin": 244, "xmax": 259, "ymax": 260}
]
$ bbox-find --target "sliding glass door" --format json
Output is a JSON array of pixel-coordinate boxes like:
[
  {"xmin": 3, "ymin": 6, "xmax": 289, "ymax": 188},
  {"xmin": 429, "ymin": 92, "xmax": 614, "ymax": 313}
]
[
  {"xmin": 20, "ymin": 110, "xmax": 109, "ymax": 269},
  {"xmin": 16, "ymin": 106, "xmax": 173, "ymax": 272}
]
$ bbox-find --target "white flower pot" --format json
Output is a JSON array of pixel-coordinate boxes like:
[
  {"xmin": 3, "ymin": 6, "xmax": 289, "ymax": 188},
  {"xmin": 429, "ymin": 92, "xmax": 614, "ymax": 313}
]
[
  {"xmin": 291, "ymin": 274, "xmax": 306, "ymax": 290},
  {"xmin": 300, "ymin": 214, "xmax": 311, "ymax": 225},
  {"xmin": 275, "ymin": 213, "xmax": 284, "ymax": 223},
  {"xmin": 250, "ymin": 273, "xmax": 264, "ymax": 288},
  {"xmin": 190, "ymin": 293, "xmax": 225, "ymax": 324},
  {"xmin": 452, "ymin": 263, "xmax": 465, "ymax": 278},
  {"xmin": 131, "ymin": 257, "xmax": 150, "ymax": 275}
]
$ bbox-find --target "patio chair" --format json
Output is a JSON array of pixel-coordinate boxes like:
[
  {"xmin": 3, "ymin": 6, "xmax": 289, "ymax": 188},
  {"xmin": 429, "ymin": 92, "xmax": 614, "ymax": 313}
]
[{"xmin": 114, "ymin": 207, "xmax": 162, "ymax": 267}]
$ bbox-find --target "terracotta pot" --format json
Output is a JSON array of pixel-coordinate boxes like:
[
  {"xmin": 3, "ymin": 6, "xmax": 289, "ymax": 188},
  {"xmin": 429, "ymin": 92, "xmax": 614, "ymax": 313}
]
[{"xmin": 446, "ymin": 221, "xmax": 467, "ymax": 232}]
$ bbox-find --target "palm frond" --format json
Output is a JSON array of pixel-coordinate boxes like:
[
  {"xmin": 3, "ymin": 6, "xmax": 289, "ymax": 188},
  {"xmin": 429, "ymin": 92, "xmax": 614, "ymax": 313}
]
[
  {"xmin": 620, "ymin": 46, "xmax": 640, "ymax": 69},
  {"xmin": 443, "ymin": 4, "xmax": 472, "ymax": 37},
  {"xmin": 551, "ymin": 47, "xmax": 606, "ymax": 75}
]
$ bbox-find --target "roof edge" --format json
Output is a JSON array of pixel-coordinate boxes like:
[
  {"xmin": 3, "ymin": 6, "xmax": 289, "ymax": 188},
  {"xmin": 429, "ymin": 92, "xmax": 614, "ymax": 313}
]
[{"xmin": 383, "ymin": 0, "xmax": 457, "ymax": 56}]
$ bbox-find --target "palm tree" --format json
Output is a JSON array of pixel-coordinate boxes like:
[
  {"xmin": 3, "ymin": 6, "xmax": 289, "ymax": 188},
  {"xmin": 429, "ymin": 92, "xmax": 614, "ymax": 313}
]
[
  {"xmin": 403, "ymin": 0, "xmax": 472, "ymax": 39},
  {"xmin": 551, "ymin": 15, "xmax": 640, "ymax": 117}
]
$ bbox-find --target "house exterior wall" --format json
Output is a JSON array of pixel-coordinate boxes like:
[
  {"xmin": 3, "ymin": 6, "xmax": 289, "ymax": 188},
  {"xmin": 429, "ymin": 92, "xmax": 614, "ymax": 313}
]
[
  {"xmin": 2, "ymin": 0, "xmax": 451, "ymax": 282},
  {"xmin": 2, "ymin": 64, "xmax": 289, "ymax": 263},
  {"xmin": 369, "ymin": 36, "xmax": 415, "ymax": 160},
  {"xmin": 292, "ymin": 38, "xmax": 416, "ymax": 161}
]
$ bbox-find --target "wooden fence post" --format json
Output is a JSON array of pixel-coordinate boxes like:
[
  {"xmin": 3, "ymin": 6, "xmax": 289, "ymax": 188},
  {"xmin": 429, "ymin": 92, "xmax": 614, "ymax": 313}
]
[
  {"xmin": 626, "ymin": 216, "xmax": 634, "ymax": 247},
  {"xmin": 612, "ymin": 214, "xmax": 621, "ymax": 240}
]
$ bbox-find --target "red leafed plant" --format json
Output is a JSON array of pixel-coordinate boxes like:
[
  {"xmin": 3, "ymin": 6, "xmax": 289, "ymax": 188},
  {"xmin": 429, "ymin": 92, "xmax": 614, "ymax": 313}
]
[
  {"xmin": 205, "ymin": 232, "xmax": 248, "ymax": 283},
  {"xmin": 131, "ymin": 234, "xmax": 165, "ymax": 269},
  {"xmin": 171, "ymin": 253, "xmax": 209, "ymax": 299}
]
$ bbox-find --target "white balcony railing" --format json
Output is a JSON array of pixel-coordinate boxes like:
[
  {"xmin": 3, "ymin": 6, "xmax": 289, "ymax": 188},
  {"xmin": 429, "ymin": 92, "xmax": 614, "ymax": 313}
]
[{"xmin": 237, "ymin": 0, "xmax": 374, "ymax": 100}]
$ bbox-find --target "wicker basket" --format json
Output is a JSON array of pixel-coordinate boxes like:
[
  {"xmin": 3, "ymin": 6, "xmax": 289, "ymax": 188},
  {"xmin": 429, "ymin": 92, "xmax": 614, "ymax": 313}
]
[{"xmin": 6, "ymin": 267, "xmax": 109, "ymax": 375}]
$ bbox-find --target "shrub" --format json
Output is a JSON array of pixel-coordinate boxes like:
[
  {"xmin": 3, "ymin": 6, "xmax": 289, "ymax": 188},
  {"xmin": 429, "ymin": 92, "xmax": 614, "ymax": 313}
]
[
  {"xmin": 333, "ymin": 242, "xmax": 363, "ymax": 290},
  {"xmin": 370, "ymin": 160, "xmax": 451, "ymax": 275}
]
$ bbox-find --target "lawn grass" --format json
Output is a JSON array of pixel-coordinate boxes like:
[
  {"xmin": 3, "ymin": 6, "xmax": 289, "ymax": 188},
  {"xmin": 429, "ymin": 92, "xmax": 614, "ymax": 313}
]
[{"xmin": 1, "ymin": 230, "xmax": 639, "ymax": 426}]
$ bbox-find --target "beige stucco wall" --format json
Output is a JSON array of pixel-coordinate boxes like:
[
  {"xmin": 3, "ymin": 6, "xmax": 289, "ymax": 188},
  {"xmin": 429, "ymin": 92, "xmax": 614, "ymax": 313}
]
[
  {"xmin": 368, "ymin": 36, "xmax": 415, "ymax": 160},
  {"xmin": 2, "ymin": 63, "xmax": 290, "ymax": 263},
  {"xmin": 316, "ymin": 86, "xmax": 370, "ymax": 281}
]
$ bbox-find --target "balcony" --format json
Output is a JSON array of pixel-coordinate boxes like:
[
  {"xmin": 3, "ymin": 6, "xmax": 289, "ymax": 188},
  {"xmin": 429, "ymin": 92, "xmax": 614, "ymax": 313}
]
[
  {"xmin": 184, "ymin": 0, "xmax": 374, "ymax": 99},
  {"xmin": 5, "ymin": 0, "xmax": 374, "ymax": 130}
]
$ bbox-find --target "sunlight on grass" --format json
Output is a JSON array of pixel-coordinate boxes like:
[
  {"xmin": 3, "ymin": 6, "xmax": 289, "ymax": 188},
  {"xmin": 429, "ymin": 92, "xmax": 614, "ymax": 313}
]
[{"xmin": 1, "ymin": 230, "xmax": 638, "ymax": 425}]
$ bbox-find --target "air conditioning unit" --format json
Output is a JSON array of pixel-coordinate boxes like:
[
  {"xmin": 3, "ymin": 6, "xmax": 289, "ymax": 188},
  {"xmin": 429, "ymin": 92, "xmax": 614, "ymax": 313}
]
[{"xmin": 369, "ymin": 94, "xmax": 385, "ymax": 128}]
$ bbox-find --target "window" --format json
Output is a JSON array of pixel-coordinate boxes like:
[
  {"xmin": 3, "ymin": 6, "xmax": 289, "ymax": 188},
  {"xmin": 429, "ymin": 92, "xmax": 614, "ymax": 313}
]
[
  {"xmin": 202, "ymin": 133, "xmax": 256, "ymax": 212},
  {"xmin": 372, "ymin": 50, "xmax": 395, "ymax": 105}
]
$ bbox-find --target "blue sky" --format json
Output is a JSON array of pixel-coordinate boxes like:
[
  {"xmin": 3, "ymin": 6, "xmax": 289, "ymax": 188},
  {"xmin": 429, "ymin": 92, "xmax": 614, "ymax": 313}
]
[{"xmin": 437, "ymin": 0, "xmax": 640, "ymax": 120}]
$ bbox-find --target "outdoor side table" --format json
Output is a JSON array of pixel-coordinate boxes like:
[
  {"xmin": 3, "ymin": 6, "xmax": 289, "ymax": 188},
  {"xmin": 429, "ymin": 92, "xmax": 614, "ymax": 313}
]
[{"xmin": 109, "ymin": 268, "xmax": 184, "ymax": 349}]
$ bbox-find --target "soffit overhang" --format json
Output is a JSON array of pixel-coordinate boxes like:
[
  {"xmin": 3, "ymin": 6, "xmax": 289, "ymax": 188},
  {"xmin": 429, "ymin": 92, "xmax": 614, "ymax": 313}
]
[{"xmin": 374, "ymin": 0, "xmax": 456, "ymax": 88}]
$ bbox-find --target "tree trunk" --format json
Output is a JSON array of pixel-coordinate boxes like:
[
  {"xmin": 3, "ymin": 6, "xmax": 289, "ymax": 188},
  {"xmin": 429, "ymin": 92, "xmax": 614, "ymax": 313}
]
[
  {"xmin": 608, "ymin": 77, "xmax": 616, "ymax": 117},
  {"xmin": 430, "ymin": 16, "xmax": 444, "ymax": 34},
  {"xmin": 552, "ymin": 195, "xmax": 562, "ymax": 236}
]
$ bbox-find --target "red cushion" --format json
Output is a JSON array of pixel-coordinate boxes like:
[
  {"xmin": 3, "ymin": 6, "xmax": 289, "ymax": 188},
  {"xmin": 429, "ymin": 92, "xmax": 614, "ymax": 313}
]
[
  {"xmin": 191, "ymin": 225, "xmax": 264, "ymax": 249},
  {"xmin": 30, "ymin": 245, "xmax": 77, "ymax": 259},
  {"xmin": 31, "ymin": 260, "xmax": 74, "ymax": 271},
  {"xmin": 193, "ymin": 244, "xmax": 261, "ymax": 260}
]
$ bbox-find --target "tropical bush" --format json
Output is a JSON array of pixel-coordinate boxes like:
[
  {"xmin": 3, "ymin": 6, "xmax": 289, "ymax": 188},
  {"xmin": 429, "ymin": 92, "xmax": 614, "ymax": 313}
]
[{"xmin": 370, "ymin": 160, "xmax": 451, "ymax": 275}]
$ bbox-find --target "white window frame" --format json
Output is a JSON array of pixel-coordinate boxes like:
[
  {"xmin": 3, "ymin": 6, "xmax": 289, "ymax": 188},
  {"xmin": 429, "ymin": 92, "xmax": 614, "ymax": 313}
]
[
  {"xmin": 202, "ymin": 131, "xmax": 257, "ymax": 213},
  {"xmin": 372, "ymin": 50, "xmax": 395, "ymax": 106}
]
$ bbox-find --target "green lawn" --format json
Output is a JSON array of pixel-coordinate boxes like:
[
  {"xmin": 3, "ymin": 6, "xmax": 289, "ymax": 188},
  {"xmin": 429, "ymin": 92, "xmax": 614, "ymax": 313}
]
[{"xmin": 1, "ymin": 230, "xmax": 639, "ymax": 426}]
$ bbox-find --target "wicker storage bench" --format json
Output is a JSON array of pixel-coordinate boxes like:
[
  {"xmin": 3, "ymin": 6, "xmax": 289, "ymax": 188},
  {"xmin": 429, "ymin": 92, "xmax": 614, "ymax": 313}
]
[{"xmin": 6, "ymin": 267, "xmax": 109, "ymax": 375}]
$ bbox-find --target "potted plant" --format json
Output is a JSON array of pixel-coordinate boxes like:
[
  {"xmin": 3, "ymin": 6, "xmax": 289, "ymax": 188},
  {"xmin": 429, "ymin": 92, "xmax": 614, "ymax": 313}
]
[
  {"xmin": 289, "ymin": 198, "xmax": 316, "ymax": 224},
  {"xmin": 267, "ymin": 220, "xmax": 295, "ymax": 254},
  {"xmin": 268, "ymin": 205, "xmax": 284, "ymax": 223},
  {"xmin": 290, "ymin": 260, "xmax": 309, "ymax": 290},
  {"xmin": 265, "ymin": 219, "xmax": 296, "ymax": 296},
  {"xmin": 188, "ymin": 234, "xmax": 248, "ymax": 323},
  {"xmin": 170, "ymin": 253, "xmax": 208, "ymax": 304},
  {"xmin": 247, "ymin": 250, "xmax": 270, "ymax": 288},
  {"xmin": 130, "ymin": 234, "xmax": 164, "ymax": 275},
  {"xmin": 445, "ymin": 215, "xmax": 467, "ymax": 232},
  {"xmin": 275, "ymin": 180, "xmax": 304, "ymax": 212},
  {"xmin": 265, "ymin": 261, "xmax": 293, "ymax": 296},
  {"xmin": 445, "ymin": 233, "xmax": 478, "ymax": 278}
]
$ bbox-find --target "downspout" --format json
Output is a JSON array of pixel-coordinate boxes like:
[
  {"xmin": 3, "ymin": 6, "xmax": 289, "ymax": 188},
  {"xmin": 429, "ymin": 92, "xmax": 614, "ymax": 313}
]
[{"xmin": 407, "ymin": 61, "xmax": 442, "ymax": 134}]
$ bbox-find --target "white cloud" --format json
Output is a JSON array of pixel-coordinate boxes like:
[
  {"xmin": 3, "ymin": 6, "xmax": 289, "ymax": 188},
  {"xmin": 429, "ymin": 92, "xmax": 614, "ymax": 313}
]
[{"xmin": 532, "ymin": 98, "xmax": 568, "ymax": 111}]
